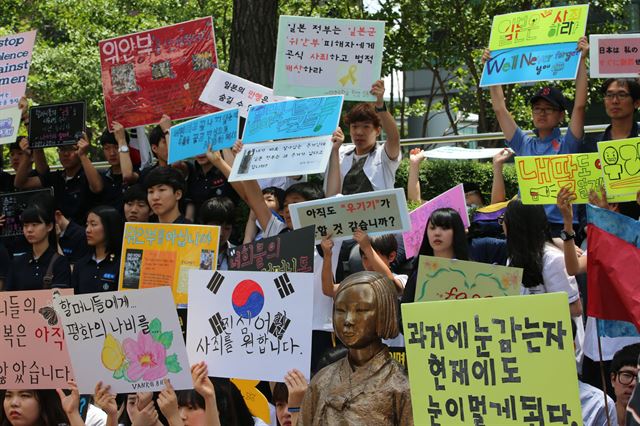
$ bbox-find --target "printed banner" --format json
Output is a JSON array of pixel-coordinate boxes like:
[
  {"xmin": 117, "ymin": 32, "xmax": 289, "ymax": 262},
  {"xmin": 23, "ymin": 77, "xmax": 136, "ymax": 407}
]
[
  {"xmin": 118, "ymin": 223, "xmax": 220, "ymax": 305},
  {"xmin": 480, "ymin": 42, "xmax": 581, "ymax": 87},
  {"xmin": 167, "ymin": 108, "xmax": 239, "ymax": 163},
  {"xmin": 228, "ymin": 136, "xmax": 332, "ymax": 182},
  {"xmin": 402, "ymin": 293, "xmax": 581, "ymax": 425},
  {"xmin": 0, "ymin": 30, "xmax": 36, "ymax": 110},
  {"xmin": 403, "ymin": 184, "xmax": 470, "ymax": 259},
  {"xmin": 228, "ymin": 225, "xmax": 315, "ymax": 272},
  {"xmin": 488, "ymin": 5, "xmax": 589, "ymax": 50},
  {"xmin": 54, "ymin": 287, "xmax": 192, "ymax": 394},
  {"xmin": 242, "ymin": 95, "xmax": 343, "ymax": 143},
  {"xmin": 187, "ymin": 270, "xmax": 313, "ymax": 382},
  {"xmin": 590, "ymin": 34, "xmax": 640, "ymax": 78},
  {"xmin": 99, "ymin": 17, "xmax": 218, "ymax": 129},
  {"xmin": 0, "ymin": 107, "xmax": 22, "ymax": 145},
  {"xmin": 598, "ymin": 138, "xmax": 640, "ymax": 199},
  {"xmin": 199, "ymin": 69, "xmax": 291, "ymax": 118},
  {"xmin": 423, "ymin": 146, "xmax": 505, "ymax": 160},
  {"xmin": 0, "ymin": 189, "xmax": 54, "ymax": 238},
  {"xmin": 414, "ymin": 255, "xmax": 522, "ymax": 302},
  {"xmin": 28, "ymin": 101, "xmax": 86, "ymax": 148},
  {"xmin": 274, "ymin": 16, "xmax": 385, "ymax": 101},
  {"xmin": 0, "ymin": 289, "xmax": 74, "ymax": 389},
  {"xmin": 289, "ymin": 188, "xmax": 411, "ymax": 243}
]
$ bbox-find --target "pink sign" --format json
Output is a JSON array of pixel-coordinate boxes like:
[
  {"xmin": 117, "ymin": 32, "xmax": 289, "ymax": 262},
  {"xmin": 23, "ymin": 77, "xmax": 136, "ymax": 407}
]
[
  {"xmin": 590, "ymin": 34, "xmax": 640, "ymax": 78},
  {"xmin": 0, "ymin": 30, "xmax": 36, "ymax": 110},
  {"xmin": 0, "ymin": 289, "xmax": 74, "ymax": 389},
  {"xmin": 402, "ymin": 184, "xmax": 470, "ymax": 258}
]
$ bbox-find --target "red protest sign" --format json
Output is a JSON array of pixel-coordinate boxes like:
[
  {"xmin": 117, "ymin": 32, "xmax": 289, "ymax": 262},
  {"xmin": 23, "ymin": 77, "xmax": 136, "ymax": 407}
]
[{"xmin": 99, "ymin": 17, "xmax": 219, "ymax": 129}]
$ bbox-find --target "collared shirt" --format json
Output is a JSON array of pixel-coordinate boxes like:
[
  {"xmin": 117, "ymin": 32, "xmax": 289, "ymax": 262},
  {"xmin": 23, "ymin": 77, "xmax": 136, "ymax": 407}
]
[
  {"xmin": 172, "ymin": 215, "xmax": 192, "ymax": 224},
  {"xmin": 583, "ymin": 121, "xmax": 640, "ymax": 152},
  {"xmin": 6, "ymin": 246, "xmax": 71, "ymax": 291},
  {"xmin": 71, "ymin": 252, "xmax": 120, "ymax": 294},
  {"xmin": 186, "ymin": 161, "xmax": 239, "ymax": 212},
  {"xmin": 39, "ymin": 168, "xmax": 94, "ymax": 224},
  {"xmin": 579, "ymin": 380, "xmax": 617, "ymax": 426},
  {"xmin": 59, "ymin": 220, "xmax": 90, "ymax": 265},
  {"xmin": 99, "ymin": 167, "xmax": 132, "ymax": 212}
]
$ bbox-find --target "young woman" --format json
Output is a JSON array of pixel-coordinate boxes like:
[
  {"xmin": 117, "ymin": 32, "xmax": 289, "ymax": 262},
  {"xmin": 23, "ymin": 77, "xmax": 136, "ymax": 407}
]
[
  {"xmin": 1, "ymin": 381, "xmax": 84, "ymax": 426},
  {"xmin": 272, "ymin": 369, "xmax": 308, "ymax": 426},
  {"xmin": 71, "ymin": 205, "xmax": 124, "ymax": 294}
]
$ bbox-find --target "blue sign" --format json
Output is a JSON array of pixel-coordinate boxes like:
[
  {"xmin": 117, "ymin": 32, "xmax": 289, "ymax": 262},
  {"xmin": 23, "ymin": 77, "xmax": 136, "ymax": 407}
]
[
  {"xmin": 480, "ymin": 42, "xmax": 581, "ymax": 87},
  {"xmin": 242, "ymin": 95, "xmax": 343, "ymax": 143}
]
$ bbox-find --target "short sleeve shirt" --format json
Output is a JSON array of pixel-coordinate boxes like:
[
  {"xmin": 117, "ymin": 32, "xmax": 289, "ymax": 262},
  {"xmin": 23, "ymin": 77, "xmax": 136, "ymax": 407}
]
[
  {"xmin": 6, "ymin": 246, "xmax": 71, "ymax": 291},
  {"xmin": 337, "ymin": 143, "xmax": 401, "ymax": 192},
  {"xmin": 39, "ymin": 169, "xmax": 94, "ymax": 224}
]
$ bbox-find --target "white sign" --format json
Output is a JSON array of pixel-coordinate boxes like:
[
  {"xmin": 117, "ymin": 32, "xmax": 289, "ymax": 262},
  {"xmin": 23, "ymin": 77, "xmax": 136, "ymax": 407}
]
[{"xmin": 423, "ymin": 146, "xmax": 505, "ymax": 160}]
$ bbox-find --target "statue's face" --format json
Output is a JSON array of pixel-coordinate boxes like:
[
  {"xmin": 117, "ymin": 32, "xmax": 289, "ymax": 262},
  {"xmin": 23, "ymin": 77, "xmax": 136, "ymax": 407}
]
[{"xmin": 334, "ymin": 283, "xmax": 378, "ymax": 349}]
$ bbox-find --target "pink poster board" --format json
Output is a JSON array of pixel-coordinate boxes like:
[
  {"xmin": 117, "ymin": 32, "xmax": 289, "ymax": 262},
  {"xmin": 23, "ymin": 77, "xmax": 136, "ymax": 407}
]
[
  {"xmin": 0, "ymin": 30, "xmax": 37, "ymax": 110},
  {"xmin": 589, "ymin": 34, "xmax": 640, "ymax": 78}
]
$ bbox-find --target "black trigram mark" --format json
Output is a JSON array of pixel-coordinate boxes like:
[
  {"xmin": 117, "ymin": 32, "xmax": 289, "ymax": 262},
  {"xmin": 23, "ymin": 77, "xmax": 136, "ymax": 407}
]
[
  {"xmin": 207, "ymin": 271, "xmax": 225, "ymax": 294},
  {"xmin": 208, "ymin": 312, "xmax": 226, "ymax": 336},
  {"xmin": 274, "ymin": 273, "xmax": 294, "ymax": 298}
]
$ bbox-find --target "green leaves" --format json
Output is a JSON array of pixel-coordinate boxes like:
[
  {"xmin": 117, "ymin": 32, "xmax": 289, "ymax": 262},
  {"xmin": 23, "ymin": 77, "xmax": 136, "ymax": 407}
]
[
  {"xmin": 165, "ymin": 354, "xmax": 182, "ymax": 374},
  {"xmin": 149, "ymin": 318, "xmax": 162, "ymax": 341},
  {"xmin": 158, "ymin": 332, "xmax": 173, "ymax": 349}
]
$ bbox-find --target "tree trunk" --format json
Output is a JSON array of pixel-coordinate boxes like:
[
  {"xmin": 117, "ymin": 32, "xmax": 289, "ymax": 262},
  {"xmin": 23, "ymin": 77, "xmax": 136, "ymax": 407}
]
[{"xmin": 228, "ymin": 0, "xmax": 278, "ymax": 87}]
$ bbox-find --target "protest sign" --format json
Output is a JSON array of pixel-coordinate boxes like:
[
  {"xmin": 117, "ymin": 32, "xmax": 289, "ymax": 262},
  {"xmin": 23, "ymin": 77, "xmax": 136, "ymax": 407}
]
[
  {"xmin": 118, "ymin": 222, "xmax": 220, "ymax": 305},
  {"xmin": 167, "ymin": 108, "xmax": 239, "ymax": 163},
  {"xmin": 488, "ymin": 5, "xmax": 589, "ymax": 50},
  {"xmin": 403, "ymin": 184, "xmax": 470, "ymax": 259},
  {"xmin": 289, "ymin": 188, "xmax": 411, "ymax": 243},
  {"xmin": 598, "ymin": 137, "xmax": 640, "ymax": 199},
  {"xmin": 414, "ymin": 255, "xmax": 522, "ymax": 302},
  {"xmin": 187, "ymin": 270, "xmax": 313, "ymax": 382},
  {"xmin": 0, "ymin": 107, "xmax": 22, "ymax": 144},
  {"xmin": 242, "ymin": 95, "xmax": 343, "ymax": 143},
  {"xmin": 274, "ymin": 16, "xmax": 385, "ymax": 101},
  {"xmin": 589, "ymin": 34, "xmax": 640, "ymax": 78},
  {"xmin": 0, "ymin": 289, "xmax": 74, "ymax": 389},
  {"xmin": 231, "ymin": 379, "xmax": 271, "ymax": 424},
  {"xmin": 0, "ymin": 30, "xmax": 36, "ymax": 110},
  {"xmin": 228, "ymin": 225, "xmax": 315, "ymax": 272},
  {"xmin": 402, "ymin": 293, "xmax": 581, "ymax": 425},
  {"xmin": 99, "ymin": 17, "xmax": 218, "ymax": 129},
  {"xmin": 422, "ymin": 146, "xmax": 504, "ymax": 160},
  {"xmin": 0, "ymin": 189, "xmax": 54, "ymax": 238},
  {"xmin": 28, "ymin": 101, "xmax": 86, "ymax": 148},
  {"xmin": 199, "ymin": 69, "xmax": 291, "ymax": 118},
  {"xmin": 54, "ymin": 287, "xmax": 192, "ymax": 394},
  {"xmin": 228, "ymin": 136, "xmax": 332, "ymax": 182},
  {"xmin": 480, "ymin": 42, "xmax": 581, "ymax": 87}
]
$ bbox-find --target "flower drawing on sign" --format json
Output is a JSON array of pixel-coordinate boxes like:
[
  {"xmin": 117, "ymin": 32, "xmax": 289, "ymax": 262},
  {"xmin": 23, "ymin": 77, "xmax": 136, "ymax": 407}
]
[{"xmin": 101, "ymin": 318, "xmax": 182, "ymax": 383}]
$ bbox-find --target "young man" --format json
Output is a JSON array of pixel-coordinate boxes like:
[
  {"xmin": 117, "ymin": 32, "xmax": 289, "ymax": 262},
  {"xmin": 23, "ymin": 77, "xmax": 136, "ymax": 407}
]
[
  {"xmin": 198, "ymin": 196, "xmax": 236, "ymax": 270},
  {"xmin": 611, "ymin": 344, "xmax": 640, "ymax": 426},
  {"xmin": 98, "ymin": 121, "xmax": 138, "ymax": 211},
  {"xmin": 123, "ymin": 184, "xmax": 151, "ymax": 223},
  {"xmin": 144, "ymin": 166, "xmax": 190, "ymax": 224}
]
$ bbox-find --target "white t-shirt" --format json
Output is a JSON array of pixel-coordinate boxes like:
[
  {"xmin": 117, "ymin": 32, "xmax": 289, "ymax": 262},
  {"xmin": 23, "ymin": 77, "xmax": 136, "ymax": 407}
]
[
  {"xmin": 519, "ymin": 243, "xmax": 580, "ymax": 303},
  {"xmin": 85, "ymin": 404, "xmax": 107, "ymax": 426},
  {"xmin": 335, "ymin": 143, "xmax": 401, "ymax": 192}
]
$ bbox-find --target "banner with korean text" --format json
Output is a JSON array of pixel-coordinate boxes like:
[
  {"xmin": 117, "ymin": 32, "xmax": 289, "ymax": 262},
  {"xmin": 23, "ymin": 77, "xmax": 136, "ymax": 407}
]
[{"xmin": 589, "ymin": 34, "xmax": 640, "ymax": 78}]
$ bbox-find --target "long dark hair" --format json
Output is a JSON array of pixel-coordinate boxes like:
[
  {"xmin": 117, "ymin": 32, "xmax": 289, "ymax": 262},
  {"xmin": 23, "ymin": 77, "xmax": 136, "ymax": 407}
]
[
  {"xmin": 417, "ymin": 208, "xmax": 469, "ymax": 260},
  {"xmin": 504, "ymin": 199, "xmax": 549, "ymax": 288},
  {"xmin": 176, "ymin": 378, "xmax": 254, "ymax": 426},
  {"xmin": 87, "ymin": 205, "xmax": 124, "ymax": 256},
  {"xmin": 0, "ymin": 389, "xmax": 68, "ymax": 426},
  {"xmin": 21, "ymin": 198, "xmax": 57, "ymax": 250}
]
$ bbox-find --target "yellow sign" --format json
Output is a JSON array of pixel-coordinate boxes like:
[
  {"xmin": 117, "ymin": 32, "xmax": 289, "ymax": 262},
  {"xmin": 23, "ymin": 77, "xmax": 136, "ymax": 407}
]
[
  {"xmin": 231, "ymin": 379, "xmax": 270, "ymax": 424},
  {"xmin": 488, "ymin": 5, "xmax": 589, "ymax": 50},
  {"xmin": 118, "ymin": 223, "xmax": 220, "ymax": 305},
  {"xmin": 599, "ymin": 137, "xmax": 640, "ymax": 199},
  {"xmin": 402, "ymin": 293, "xmax": 581, "ymax": 425}
]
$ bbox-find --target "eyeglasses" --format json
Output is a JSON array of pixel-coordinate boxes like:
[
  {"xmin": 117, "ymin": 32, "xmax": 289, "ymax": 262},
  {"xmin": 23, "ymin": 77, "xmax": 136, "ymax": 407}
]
[
  {"xmin": 497, "ymin": 214, "xmax": 505, "ymax": 225},
  {"xmin": 604, "ymin": 92, "xmax": 631, "ymax": 101},
  {"xmin": 532, "ymin": 107, "xmax": 560, "ymax": 115},
  {"xmin": 617, "ymin": 371, "xmax": 637, "ymax": 385}
]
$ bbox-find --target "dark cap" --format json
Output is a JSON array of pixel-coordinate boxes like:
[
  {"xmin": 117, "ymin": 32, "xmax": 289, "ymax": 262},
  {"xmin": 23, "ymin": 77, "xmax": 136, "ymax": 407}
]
[{"xmin": 530, "ymin": 86, "xmax": 567, "ymax": 111}]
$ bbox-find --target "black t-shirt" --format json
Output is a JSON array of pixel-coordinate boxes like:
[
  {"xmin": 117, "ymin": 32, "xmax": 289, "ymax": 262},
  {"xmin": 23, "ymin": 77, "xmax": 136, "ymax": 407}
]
[
  {"xmin": 59, "ymin": 220, "xmax": 90, "ymax": 265},
  {"xmin": 172, "ymin": 215, "xmax": 193, "ymax": 224},
  {"xmin": 39, "ymin": 169, "xmax": 95, "ymax": 225},
  {"xmin": 99, "ymin": 168, "xmax": 127, "ymax": 212},
  {"xmin": 185, "ymin": 161, "xmax": 239, "ymax": 213},
  {"xmin": 71, "ymin": 252, "xmax": 120, "ymax": 294},
  {"xmin": 0, "ymin": 242, "xmax": 10, "ymax": 281},
  {"xmin": 6, "ymin": 246, "xmax": 71, "ymax": 291}
]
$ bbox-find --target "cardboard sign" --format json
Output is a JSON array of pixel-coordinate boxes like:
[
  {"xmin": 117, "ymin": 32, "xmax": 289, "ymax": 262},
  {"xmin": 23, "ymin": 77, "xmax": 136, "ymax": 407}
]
[
  {"xmin": 99, "ymin": 17, "xmax": 218, "ymax": 129},
  {"xmin": 0, "ymin": 189, "xmax": 54, "ymax": 238},
  {"xmin": 402, "ymin": 293, "xmax": 581, "ymax": 425},
  {"xmin": 199, "ymin": 69, "xmax": 291, "ymax": 118},
  {"xmin": 118, "ymin": 223, "xmax": 220, "ymax": 305},
  {"xmin": 228, "ymin": 136, "xmax": 332, "ymax": 182},
  {"xmin": 274, "ymin": 16, "xmax": 385, "ymax": 101},
  {"xmin": 488, "ymin": 5, "xmax": 589, "ymax": 50},
  {"xmin": 228, "ymin": 225, "xmax": 315, "ymax": 272},
  {"xmin": 289, "ymin": 188, "xmax": 411, "ymax": 243},
  {"xmin": 0, "ymin": 30, "xmax": 37, "ymax": 110},
  {"xmin": 28, "ymin": 101, "xmax": 86, "ymax": 148},
  {"xmin": 187, "ymin": 270, "xmax": 313, "ymax": 382},
  {"xmin": 414, "ymin": 256, "xmax": 522, "ymax": 302},
  {"xmin": 590, "ymin": 34, "xmax": 640, "ymax": 78},
  {"xmin": 54, "ymin": 287, "xmax": 192, "ymax": 394},
  {"xmin": 167, "ymin": 108, "xmax": 239, "ymax": 163},
  {"xmin": 242, "ymin": 95, "xmax": 343, "ymax": 143},
  {"xmin": 0, "ymin": 289, "xmax": 74, "ymax": 389},
  {"xmin": 423, "ymin": 147, "xmax": 505, "ymax": 160},
  {"xmin": 598, "ymin": 137, "xmax": 640, "ymax": 199},
  {"xmin": 403, "ymin": 184, "xmax": 470, "ymax": 259},
  {"xmin": 0, "ymin": 107, "xmax": 22, "ymax": 145}
]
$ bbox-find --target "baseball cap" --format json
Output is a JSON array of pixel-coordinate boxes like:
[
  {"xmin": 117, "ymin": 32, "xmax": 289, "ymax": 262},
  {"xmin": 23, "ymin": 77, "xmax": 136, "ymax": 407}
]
[{"xmin": 530, "ymin": 86, "xmax": 568, "ymax": 111}]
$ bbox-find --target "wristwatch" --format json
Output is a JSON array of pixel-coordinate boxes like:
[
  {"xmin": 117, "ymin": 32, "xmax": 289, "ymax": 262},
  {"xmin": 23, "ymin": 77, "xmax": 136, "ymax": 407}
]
[
  {"xmin": 118, "ymin": 145, "xmax": 130, "ymax": 153},
  {"xmin": 375, "ymin": 102, "xmax": 387, "ymax": 112},
  {"xmin": 560, "ymin": 230, "xmax": 575, "ymax": 241}
]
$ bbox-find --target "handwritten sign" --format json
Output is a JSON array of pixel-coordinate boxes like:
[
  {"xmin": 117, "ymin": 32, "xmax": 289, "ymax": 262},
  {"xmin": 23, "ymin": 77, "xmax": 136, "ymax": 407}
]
[
  {"xmin": 590, "ymin": 34, "xmax": 640, "ymax": 78},
  {"xmin": 28, "ymin": 101, "xmax": 86, "ymax": 148},
  {"xmin": 480, "ymin": 42, "xmax": 580, "ymax": 87},
  {"xmin": 118, "ymin": 223, "xmax": 220, "ymax": 305},
  {"xmin": 423, "ymin": 147, "xmax": 505, "ymax": 160},
  {"xmin": 403, "ymin": 184, "xmax": 470, "ymax": 259},
  {"xmin": 99, "ymin": 17, "xmax": 218, "ymax": 129},
  {"xmin": 54, "ymin": 287, "xmax": 192, "ymax": 394},
  {"xmin": 414, "ymin": 256, "xmax": 522, "ymax": 302},
  {"xmin": 228, "ymin": 136, "xmax": 331, "ymax": 182},
  {"xmin": 0, "ymin": 289, "xmax": 74, "ymax": 389},
  {"xmin": 187, "ymin": 270, "xmax": 313, "ymax": 382},
  {"xmin": 289, "ymin": 188, "xmax": 411, "ymax": 243},
  {"xmin": 402, "ymin": 293, "xmax": 581, "ymax": 425},
  {"xmin": 0, "ymin": 189, "xmax": 54, "ymax": 238},
  {"xmin": 167, "ymin": 109, "xmax": 239, "ymax": 163},
  {"xmin": 0, "ymin": 30, "xmax": 36, "ymax": 110},
  {"xmin": 228, "ymin": 225, "xmax": 315, "ymax": 272},
  {"xmin": 274, "ymin": 16, "xmax": 385, "ymax": 101},
  {"xmin": 598, "ymin": 138, "xmax": 640, "ymax": 200},
  {"xmin": 242, "ymin": 95, "xmax": 343, "ymax": 143},
  {"xmin": 488, "ymin": 5, "xmax": 589, "ymax": 50},
  {"xmin": 0, "ymin": 107, "xmax": 21, "ymax": 145},
  {"xmin": 199, "ymin": 69, "xmax": 291, "ymax": 118}
]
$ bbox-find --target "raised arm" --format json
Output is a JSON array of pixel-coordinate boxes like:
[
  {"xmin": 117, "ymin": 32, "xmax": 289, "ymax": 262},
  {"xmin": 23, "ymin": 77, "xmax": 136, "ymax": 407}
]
[
  {"xmin": 353, "ymin": 229, "xmax": 403, "ymax": 294},
  {"xmin": 556, "ymin": 187, "xmax": 586, "ymax": 275},
  {"xmin": 206, "ymin": 146, "xmax": 246, "ymax": 201},
  {"xmin": 371, "ymin": 80, "xmax": 400, "ymax": 161},
  {"xmin": 14, "ymin": 138, "xmax": 43, "ymax": 189},
  {"xmin": 483, "ymin": 49, "xmax": 518, "ymax": 142},
  {"xmin": 325, "ymin": 127, "xmax": 344, "ymax": 197},
  {"xmin": 77, "ymin": 134, "xmax": 104, "ymax": 194},
  {"xmin": 320, "ymin": 235, "xmax": 338, "ymax": 297},
  {"xmin": 192, "ymin": 362, "xmax": 221, "ymax": 426},
  {"xmin": 56, "ymin": 380, "xmax": 85, "ymax": 426},
  {"xmin": 407, "ymin": 148, "xmax": 425, "ymax": 203},
  {"xmin": 570, "ymin": 37, "xmax": 589, "ymax": 140},
  {"xmin": 490, "ymin": 148, "xmax": 513, "ymax": 204},
  {"xmin": 113, "ymin": 121, "xmax": 138, "ymax": 184}
]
